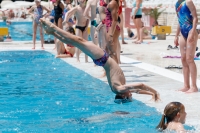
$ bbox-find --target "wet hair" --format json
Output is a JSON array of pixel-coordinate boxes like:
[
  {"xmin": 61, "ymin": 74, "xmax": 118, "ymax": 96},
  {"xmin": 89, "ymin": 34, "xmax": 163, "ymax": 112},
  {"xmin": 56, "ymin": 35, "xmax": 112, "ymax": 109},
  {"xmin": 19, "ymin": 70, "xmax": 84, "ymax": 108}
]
[
  {"xmin": 156, "ymin": 102, "xmax": 184, "ymax": 131},
  {"xmin": 66, "ymin": 26, "xmax": 75, "ymax": 35},
  {"xmin": 114, "ymin": 94, "xmax": 132, "ymax": 104}
]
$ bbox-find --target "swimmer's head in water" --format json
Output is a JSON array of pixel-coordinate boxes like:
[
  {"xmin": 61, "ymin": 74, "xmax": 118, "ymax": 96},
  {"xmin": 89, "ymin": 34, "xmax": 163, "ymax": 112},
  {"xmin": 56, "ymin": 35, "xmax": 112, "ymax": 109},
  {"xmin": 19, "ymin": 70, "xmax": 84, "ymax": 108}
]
[
  {"xmin": 114, "ymin": 91, "xmax": 132, "ymax": 104},
  {"xmin": 156, "ymin": 102, "xmax": 186, "ymax": 131}
]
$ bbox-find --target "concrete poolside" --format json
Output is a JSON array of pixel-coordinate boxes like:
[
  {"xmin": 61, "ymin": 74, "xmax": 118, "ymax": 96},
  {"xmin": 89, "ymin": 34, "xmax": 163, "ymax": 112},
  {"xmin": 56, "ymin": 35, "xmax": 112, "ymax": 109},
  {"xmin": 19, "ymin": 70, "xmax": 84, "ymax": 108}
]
[{"xmin": 0, "ymin": 39, "xmax": 200, "ymax": 131}]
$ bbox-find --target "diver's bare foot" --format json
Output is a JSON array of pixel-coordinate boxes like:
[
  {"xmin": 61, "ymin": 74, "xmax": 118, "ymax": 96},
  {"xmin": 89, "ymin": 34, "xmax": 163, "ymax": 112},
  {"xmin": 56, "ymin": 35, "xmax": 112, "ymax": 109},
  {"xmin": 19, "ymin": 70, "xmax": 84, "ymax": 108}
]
[
  {"xmin": 185, "ymin": 87, "xmax": 198, "ymax": 93},
  {"xmin": 41, "ymin": 47, "xmax": 44, "ymax": 50},
  {"xmin": 77, "ymin": 60, "xmax": 80, "ymax": 62},
  {"xmin": 32, "ymin": 47, "xmax": 35, "ymax": 50},
  {"xmin": 178, "ymin": 87, "xmax": 190, "ymax": 92},
  {"xmin": 122, "ymin": 41, "xmax": 127, "ymax": 44},
  {"xmin": 53, "ymin": 47, "xmax": 56, "ymax": 50}
]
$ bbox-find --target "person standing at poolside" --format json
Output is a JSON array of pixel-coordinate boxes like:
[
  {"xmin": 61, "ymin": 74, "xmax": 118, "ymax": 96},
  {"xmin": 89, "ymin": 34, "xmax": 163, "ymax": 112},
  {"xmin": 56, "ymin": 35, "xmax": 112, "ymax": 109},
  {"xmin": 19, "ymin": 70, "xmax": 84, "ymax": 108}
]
[
  {"xmin": 51, "ymin": 0, "xmax": 64, "ymax": 49},
  {"xmin": 103, "ymin": 0, "xmax": 121, "ymax": 64},
  {"xmin": 174, "ymin": 0, "xmax": 199, "ymax": 93},
  {"xmin": 29, "ymin": 0, "xmax": 50, "ymax": 49},
  {"xmin": 119, "ymin": 0, "xmax": 127, "ymax": 44},
  {"xmin": 83, "ymin": 0, "xmax": 99, "ymax": 46},
  {"xmin": 63, "ymin": 0, "xmax": 89, "ymax": 63},
  {"xmin": 40, "ymin": 18, "xmax": 160, "ymax": 104},
  {"xmin": 131, "ymin": 0, "xmax": 143, "ymax": 44},
  {"xmin": 52, "ymin": 0, "xmax": 64, "ymax": 28}
]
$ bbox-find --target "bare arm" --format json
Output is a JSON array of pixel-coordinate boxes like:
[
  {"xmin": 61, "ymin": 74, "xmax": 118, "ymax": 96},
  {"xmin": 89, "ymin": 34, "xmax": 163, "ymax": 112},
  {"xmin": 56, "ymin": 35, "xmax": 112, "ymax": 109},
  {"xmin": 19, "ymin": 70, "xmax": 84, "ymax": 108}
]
[
  {"xmin": 107, "ymin": 1, "xmax": 119, "ymax": 36},
  {"xmin": 174, "ymin": 21, "xmax": 180, "ymax": 46},
  {"xmin": 28, "ymin": 6, "xmax": 35, "ymax": 15},
  {"xmin": 83, "ymin": 0, "xmax": 91, "ymax": 20},
  {"xmin": 63, "ymin": 6, "xmax": 78, "ymax": 23},
  {"xmin": 132, "ymin": 0, "xmax": 141, "ymax": 16},
  {"xmin": 67, "ymin": 4, "xmax": 73, "ymax": 10},
  {"xmin": 60, "ymin": 2, "xmax": 65, "ymax": 12},
  {"xmin": 175, "ymin": 23, "xmax": 180, "ymax": 37},
  {"xmin": 42, "ymin": 6, "xmax": 51, "ymax": 17},
  {"xmin": 124, "ymin": 83, "xmax": 160, "ymax": 101},
  {"xmin": 187, "ymin": 0, "xmax": 198, "ymax": 33}
]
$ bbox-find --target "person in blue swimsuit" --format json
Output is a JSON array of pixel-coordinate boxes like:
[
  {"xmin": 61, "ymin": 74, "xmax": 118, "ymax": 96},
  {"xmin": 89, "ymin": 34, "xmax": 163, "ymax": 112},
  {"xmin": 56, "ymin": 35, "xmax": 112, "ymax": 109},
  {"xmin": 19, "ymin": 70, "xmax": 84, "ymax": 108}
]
[
  {"xmin": 174, "ymin": 0, "xmax": 199, "ymax": 93},
  {"xmin": 131, "ymin": 0, "xmax": 143, "ymax": 44},
  {"xmin": 40, "ymin": 18, "xmax": 160, "ymax": 104},
  {"xmin": 29, "ymin": 0, "xmax": 50, "ymax": 49}
]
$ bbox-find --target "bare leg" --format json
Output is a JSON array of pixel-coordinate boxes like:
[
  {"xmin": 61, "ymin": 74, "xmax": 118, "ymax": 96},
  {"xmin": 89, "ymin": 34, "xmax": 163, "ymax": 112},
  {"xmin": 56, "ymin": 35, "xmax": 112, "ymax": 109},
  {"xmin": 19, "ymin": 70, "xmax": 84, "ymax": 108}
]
[
  {"xmin": 90, "ymin": 25, "xmax": 98, "ymax": 45},
  {"xmin": 98, "ymin": 25, "xmax": 107, "ymax": 50},
  {"xmin": 53, "ymin": 19, "xmax": 63, "ymax": 50},
  {"xmin": 133, "ymin": 18, "xmax": 142, "ymax": 43},
  {"xmin": 76, "ymin": 29, "xmax": 83, "ymax": 62},
  {"xmin": 185, "ymin": 31, "xmax": 198, "ymax": 93},
  {"xmin": 107, "ymin": 29, "xmax": 120, "ymax": 64},
  {"xmin": 117, "ymin": 39, "xmax": 121, "ymax": 64},
  {"xmin": 40, "ymin": 19, "xmax": 104, "ymax": 59},
  {"xmin": 56, "ymin": 40, "xmax": 66, "ymax": 55},
  {"xmin": 119, "ymin": 13, "xmax": 127, "ymax": 44},
  {"xmin": 178, "ymin": 36, "xmax": 190, "ymax": 92},
  {"xmin": 83, "ymin": 29, "xmax": 89, "ymax": 63},
  {"xmin": 32, "ymin": 22, "xmax": 37, "ymax": 49},
  {"xmin": 39, "ymin": 24, "xmax": 44, "ymax": 49},
  {"xmin": 132, "ymin": 18, "xmax": 139, "ymax": 43},
  {"xmin": 136, "ymin": 27, "xmax": 144, "ymax": 44}
]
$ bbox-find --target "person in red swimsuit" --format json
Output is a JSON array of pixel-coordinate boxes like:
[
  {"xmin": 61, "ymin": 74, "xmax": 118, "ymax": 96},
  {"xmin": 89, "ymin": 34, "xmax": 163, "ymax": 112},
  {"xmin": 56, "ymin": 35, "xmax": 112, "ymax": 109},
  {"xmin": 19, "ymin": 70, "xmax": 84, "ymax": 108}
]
[{"xmin": 55, "ymin": 26, "xmax": 76, "ymax": 58}]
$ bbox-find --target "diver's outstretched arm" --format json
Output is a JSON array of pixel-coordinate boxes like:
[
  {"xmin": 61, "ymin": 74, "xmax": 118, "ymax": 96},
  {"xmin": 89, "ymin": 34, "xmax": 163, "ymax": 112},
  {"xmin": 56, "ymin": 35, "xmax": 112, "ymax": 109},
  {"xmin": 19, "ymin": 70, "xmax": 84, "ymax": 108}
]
[{"xmin": 124, "ymin": 83, "xmax": 160, "ymax": 102}]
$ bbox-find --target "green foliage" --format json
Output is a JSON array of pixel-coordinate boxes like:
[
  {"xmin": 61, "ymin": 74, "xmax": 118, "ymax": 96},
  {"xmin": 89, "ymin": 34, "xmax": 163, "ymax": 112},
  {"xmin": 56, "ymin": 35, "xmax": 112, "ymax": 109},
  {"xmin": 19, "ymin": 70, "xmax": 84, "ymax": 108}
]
[{"xmin": 148, "ymin": 4, "xmax": 165, "ymax": 21}]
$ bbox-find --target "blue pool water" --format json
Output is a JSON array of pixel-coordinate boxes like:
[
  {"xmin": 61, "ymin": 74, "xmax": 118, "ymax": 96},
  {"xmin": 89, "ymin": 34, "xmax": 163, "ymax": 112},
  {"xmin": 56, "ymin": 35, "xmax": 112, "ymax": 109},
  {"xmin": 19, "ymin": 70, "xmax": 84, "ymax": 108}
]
[
  {"xmin": 0, "ymin": 51, "xmax": 193, "ymax": 132},
  {"xmin": 0, "ymin": 22, "xmax": 54, "ymax": 41}
]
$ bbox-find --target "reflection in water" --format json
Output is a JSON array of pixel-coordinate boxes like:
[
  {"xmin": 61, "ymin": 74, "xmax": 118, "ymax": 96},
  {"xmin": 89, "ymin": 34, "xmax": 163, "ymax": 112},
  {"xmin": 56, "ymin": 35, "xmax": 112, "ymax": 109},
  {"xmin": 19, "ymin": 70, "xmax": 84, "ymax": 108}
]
[{"xmin": 64, "ymin": 111, "xmax": 150, "ymax": 124}]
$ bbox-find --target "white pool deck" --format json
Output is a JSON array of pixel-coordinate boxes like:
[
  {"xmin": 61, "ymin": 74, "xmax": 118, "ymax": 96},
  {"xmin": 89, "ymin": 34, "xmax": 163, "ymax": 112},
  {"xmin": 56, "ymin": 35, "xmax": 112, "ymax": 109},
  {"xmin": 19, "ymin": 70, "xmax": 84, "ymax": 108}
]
[{"xmin": 0, "ymin": 40, "xmax": 200, "ymax": 131}]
